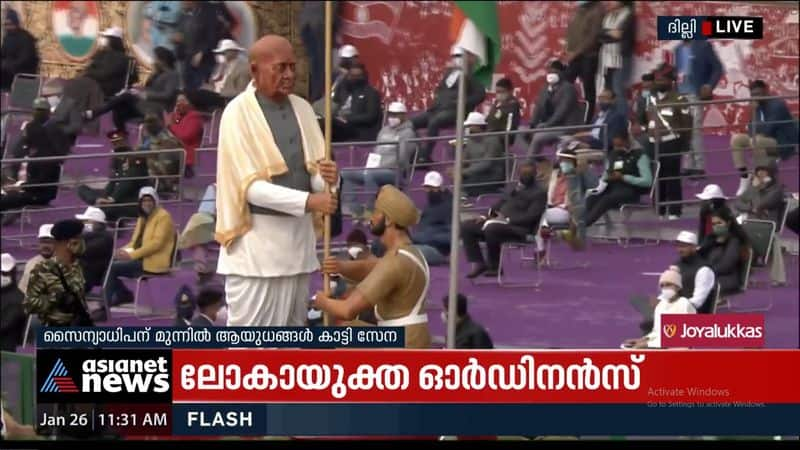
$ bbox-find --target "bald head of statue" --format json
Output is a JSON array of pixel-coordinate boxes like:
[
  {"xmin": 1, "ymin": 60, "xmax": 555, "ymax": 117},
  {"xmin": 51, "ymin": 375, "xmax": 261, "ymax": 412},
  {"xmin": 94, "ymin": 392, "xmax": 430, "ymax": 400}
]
[{"xmin": 249, "ymin": 35, "xmax": 297, "ymax": 101}]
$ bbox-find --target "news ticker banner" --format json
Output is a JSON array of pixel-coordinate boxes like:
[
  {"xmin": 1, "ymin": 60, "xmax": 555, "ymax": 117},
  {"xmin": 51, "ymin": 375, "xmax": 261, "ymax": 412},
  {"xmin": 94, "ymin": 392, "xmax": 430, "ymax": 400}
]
[{"xmin": 35, "ymin": 349, "xmax": 800, "ymax": 436}]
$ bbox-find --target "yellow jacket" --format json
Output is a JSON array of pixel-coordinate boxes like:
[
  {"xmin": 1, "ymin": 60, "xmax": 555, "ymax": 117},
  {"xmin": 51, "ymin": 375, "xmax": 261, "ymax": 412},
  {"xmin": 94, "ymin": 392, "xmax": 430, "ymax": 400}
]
[{"xmin": 125, "ymin": 207, "xmax": 176, "ymax": 273}]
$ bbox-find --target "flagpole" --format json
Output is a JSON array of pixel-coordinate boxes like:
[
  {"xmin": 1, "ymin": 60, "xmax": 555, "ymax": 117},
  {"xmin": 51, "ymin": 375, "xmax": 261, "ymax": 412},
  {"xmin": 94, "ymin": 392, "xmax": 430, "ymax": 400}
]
[
  {"xmin": 446, "ymin": 52, "xmax": 468, "ymax": 349},
  {"xmin": 322, "ymin": 0, "xmax": 334, "ymax": 327}
]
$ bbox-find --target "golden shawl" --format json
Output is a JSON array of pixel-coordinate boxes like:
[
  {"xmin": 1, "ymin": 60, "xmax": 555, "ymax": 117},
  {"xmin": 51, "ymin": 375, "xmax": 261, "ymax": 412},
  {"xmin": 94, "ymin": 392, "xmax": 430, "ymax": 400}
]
[{"xmin": 215, "ymin": 83, "xmax": 325, "ymax": 247}]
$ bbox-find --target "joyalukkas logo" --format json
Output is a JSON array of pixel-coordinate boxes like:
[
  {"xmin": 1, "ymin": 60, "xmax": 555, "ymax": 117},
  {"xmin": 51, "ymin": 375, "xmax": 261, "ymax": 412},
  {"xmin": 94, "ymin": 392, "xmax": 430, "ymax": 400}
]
[
  {"xmin": 37, "ymin": 349, "xmax": 172, "ymax": 403},
  {"xmin": 661, "ymin": 314, "xmax": 765, "ymax": 348}
]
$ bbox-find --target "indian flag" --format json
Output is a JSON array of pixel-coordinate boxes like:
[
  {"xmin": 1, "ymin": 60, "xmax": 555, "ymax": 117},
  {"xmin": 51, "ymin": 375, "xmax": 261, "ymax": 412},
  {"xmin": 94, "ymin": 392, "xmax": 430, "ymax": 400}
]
[{"xmin": 450, "ymin": 1, "xmax": 501, "ymax": 87}]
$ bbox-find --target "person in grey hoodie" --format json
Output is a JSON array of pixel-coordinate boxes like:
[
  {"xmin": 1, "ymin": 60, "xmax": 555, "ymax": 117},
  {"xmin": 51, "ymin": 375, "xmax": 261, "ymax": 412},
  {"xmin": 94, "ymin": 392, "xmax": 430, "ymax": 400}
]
[{"xmin": 340, "ymin": 101, "xmax": 417, "ymax": 216}]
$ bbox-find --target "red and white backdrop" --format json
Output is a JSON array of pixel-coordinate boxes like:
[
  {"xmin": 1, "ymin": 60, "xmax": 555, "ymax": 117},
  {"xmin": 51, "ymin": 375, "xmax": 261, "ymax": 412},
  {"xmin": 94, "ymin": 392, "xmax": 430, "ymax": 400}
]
[{"xmin": 340, "ymin": 1, "xmax": 799, "ymax": 132}]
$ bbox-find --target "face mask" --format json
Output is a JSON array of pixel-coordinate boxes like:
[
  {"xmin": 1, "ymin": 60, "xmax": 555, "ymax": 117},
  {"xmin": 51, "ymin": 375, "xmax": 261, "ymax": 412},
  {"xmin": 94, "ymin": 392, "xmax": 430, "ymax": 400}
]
[
  {"xmin": 559, "ymin": 161, "xmax": 575, "ymax": 174},
  {"xmin": 47, "ymin": 96, "xmax": 61, "ymax": 110},
  {"xmin": 216, "ymin": 54, "xmax": 226, "ymax": 64},
  {"xmin": 370, "ymin": 217, "xmax": 387, "ymax": 236},
  {"xmin": 496, "ymin": 92, "xmax": 510, "ymax": 102},
  {"xmin": 712, "ymin": 223, "xmax": 729, "ymax": 236},
  {"xmin": 427, "ymin": 191, "xmax": 444, "ymax": 204},
  {"xmin": 546, "ymin": 73, "xmax": 559, "ymax": 85},
  {"xmin": 347, "ymin": 246, "xmax": 364, "ymax": 260},
  {"xmin": 761, "ymin": 176, "xmax": 772, "ymax": 185},
  {"xmin": 98, "ymin": 36, "xmax": 108, "ymax": 48},
  {"xmin": 84, "ymin": 223, "xmax": 93, "ymax": 233},
  {"xmin": 520, "ymin": 173, "xmax": 536, "ymax": 187},
  {"xmin": 641, "ymin": 89, "xmax": 651, "ymax": 98},
  {"xmin": 1, "ymin": 274, "xmax": 11, "ymax": 288},
  {"xmin": 659, "ymin": 287, "xmax": 678, "ymax": 301},
  {"xmin": 387, "ymin": 117, "xmax": 401, "ymax": 127},
  {"xmin": 214, "ymin": 305, "xmax": 228, "ymax": 326},
  {"xmin": 598, "ymin": 102, "xmax": 611, "ymax": 111}
]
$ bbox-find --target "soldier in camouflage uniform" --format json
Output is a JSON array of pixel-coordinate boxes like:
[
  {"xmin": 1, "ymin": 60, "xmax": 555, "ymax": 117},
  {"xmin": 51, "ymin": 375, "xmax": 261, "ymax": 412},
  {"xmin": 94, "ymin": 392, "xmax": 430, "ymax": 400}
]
[
  {"xmin": 141, "ymin": 113, "xmax": 183, "ymax": 195},
  {"xmin": 23, "ymin": 219, "xmax": 89, "ymax": 327}
]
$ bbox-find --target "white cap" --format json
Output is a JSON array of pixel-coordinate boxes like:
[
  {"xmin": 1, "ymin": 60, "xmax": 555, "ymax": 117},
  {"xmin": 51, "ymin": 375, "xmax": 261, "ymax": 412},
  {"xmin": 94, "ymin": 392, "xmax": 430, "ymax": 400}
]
[
  {"xmin": 1, "ymin": 253, "xmax": 15, "ymax": 272},
  {"xmin": 75, "ymin": 206, "xmax": 107, "ymax": 223},
  {"xmin": 464, "ymin": 112, "xmax": 487, "ymax": 127},
  {"xmin": 213, "ymin": 39, "xmax": 245, "ymax": 53},
  {"xmin": 387, "ymin": 101, "xmax": 407, "ymax": 113},
  {"xmin": 423, "ymin": 171, "xmax": 443, "ymax": 188},
  {"xmin": 339, "ymin": 44, "xmax": 359, "ymax": 58},
  {"xmin": 676, "ymin": 230, "xmax": 698, "ymax": 246},
  {"xmin": 696, "ymin": 184, "xmax": 726, "ymax": 200},
  {"xmin": 139, "ymin": 186, "xmax": 159, "ymax": 204},
  {"xmin": 450, "ymin": 45, "xmax": 464, "ymax": 56},
  {"xmin": 100, "ymin": 26, "xmax": 123, "ymax": 39},
  {"xmin": 38, "ymin": 224, "xmax": 55, "ymax": 240}
]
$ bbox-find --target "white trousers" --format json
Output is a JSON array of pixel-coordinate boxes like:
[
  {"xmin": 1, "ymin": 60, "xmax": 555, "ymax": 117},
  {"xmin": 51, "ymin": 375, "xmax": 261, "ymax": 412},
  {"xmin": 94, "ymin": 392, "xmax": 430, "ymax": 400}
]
[
  {"xmin": 224, "ymin": 274, "xmax": 310, "ymax": 326},
  {"xmin": 543, "ymin": 207, "xmax": 571, "ymax": 227}
]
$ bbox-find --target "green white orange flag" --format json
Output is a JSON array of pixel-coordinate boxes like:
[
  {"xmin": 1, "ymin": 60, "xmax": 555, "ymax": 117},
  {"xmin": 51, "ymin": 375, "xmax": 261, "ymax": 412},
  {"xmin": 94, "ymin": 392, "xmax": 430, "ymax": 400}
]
[{"xmin": 450, "ymin": 1, "xmax": 501, "ymax": 87}]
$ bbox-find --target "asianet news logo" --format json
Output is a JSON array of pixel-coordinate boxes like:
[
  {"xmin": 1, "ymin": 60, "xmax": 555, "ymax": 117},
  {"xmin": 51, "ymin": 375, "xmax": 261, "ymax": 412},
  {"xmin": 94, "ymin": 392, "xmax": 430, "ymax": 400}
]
[
  {"xmin": 658, "ymin": 16, "xmax": 764, "ymax": 40},
  {"xmin": 661, "ymin": 314, "xmax": 765, "ymax": 348},
  {"xmin": 40, "ymin": 357, "xmax": 170, "ymax": 394}
]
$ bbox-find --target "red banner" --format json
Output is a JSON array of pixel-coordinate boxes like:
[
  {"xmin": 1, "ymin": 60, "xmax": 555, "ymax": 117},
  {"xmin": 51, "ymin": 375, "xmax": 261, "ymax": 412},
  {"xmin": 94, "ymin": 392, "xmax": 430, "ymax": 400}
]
[
  {"xmin": 341, "ymin": 1, "xmax": 799, "ymax": 131},
  {"xmin": 172, "ymin": 350, "xmax": 800, "ymax": 404}
]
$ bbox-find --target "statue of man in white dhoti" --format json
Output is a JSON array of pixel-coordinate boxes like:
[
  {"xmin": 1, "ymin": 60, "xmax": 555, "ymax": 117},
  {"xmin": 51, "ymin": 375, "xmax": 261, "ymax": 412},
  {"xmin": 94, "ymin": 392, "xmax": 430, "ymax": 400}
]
[{"xmin": 215, "ymin": 35, "xmax": 339, "ymax": 326}]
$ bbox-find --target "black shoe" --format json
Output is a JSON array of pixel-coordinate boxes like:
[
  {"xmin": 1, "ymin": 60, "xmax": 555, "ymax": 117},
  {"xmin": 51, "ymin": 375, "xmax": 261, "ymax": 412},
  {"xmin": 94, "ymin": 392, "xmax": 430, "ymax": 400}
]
[{"xmin": 466, "ymin": 265, "xmax": 487, "ymax": 279}]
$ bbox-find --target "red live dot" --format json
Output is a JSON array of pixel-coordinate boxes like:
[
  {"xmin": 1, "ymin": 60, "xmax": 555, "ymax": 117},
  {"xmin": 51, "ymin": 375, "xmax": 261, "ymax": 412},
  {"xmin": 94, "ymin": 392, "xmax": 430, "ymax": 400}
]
[{"xmin": 702, "ymin": 21, "xmax": 713, "ymax": 36}]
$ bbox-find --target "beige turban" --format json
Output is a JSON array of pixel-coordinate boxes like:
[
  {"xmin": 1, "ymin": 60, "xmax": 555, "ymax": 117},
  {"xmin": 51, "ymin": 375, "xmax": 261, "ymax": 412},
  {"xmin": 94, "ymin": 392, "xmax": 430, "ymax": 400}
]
[{"xmin": 374, "ymin": 185, "xmax": 419, "ymax": 228}]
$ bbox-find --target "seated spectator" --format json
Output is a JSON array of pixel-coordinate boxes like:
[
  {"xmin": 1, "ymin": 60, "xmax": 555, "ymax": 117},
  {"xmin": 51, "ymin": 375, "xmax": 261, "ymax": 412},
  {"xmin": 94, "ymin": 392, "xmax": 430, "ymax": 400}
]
[
  {"xmin": 412, "ymin": 171, "xmax": 453, "ymax": 266},
  {"xmin": 84, "ymin": 46, "xmax": 179, "ymax": 132},
  {"xmin": 584, "ymin": 131, "xmax": 652, "ymax": 227},
  {"xmin": 734, "ymin": 161, "xmax": 787, "ymax": 286},
  {"xmin": 141, "ymin": 113, "xmax": 183, "ymax": 195},
  {"xmin": 191, "ymin": 39, "xmax": 250, "ymax": 111},
  {"xmin": 698, "ymin": 207, "xmax": 749, "ymax": 295},
  {"xmin": 190, "ymin": 286, "xmax": 226, "ymax": 327},
  {"xmin": 104, "ymin": 187, "xmax": 176, "ymax": 306},
  {"xmin": 696, "ymin": 184, "xmax": 728, "ymax": 241},
  {"xmin": 623, "ymin": 267, "xmax": 695, "ymax": 349},
  {"xmin": 312, "ymin": 44, "xmax": 361, "ymax": 117},
  {"xmin": 673, "ymin": 231, "xmax": 717, "ymax": 313},
  {"xmin": 17, "ymin": 224, "xmax": 54, "ymax": 294},
  {"xmin": 1, "ymin": 253, "xmax": 27, "ymax": 351},
  {"xmin": 412, "ymin": 46, "xmax": 486, "ymax": 164},
  {"xmin": 731, "ymin": 80, "xmax": 799, "ymax": 196},
  {"xmin": 573, "ymin": 88, "xmax": 627, "ymax": 152},
  {"xmin": 24, "ymin": 219, "xmax": 92, "ymax": 327},
  {"xmin": 441, "ymin": 294, "xmax": 494, "ymax": 349},
  {"xmin": 537, "ymin": 144, "xmax": 598, "ymax": 252},
  {"xmin": 77, "ymin": 134, "xmax": 149, "ymax": 222},
  {"xmin": 75, "ymin": 206, "xmax": 114, "ymax": 293},
  {"xmin": 174, "ymin": 1, "xmax": 219, "ymax": 92},
  {"xmin": 81, "ymin": 27, "xmax": 137, "ymax": 99},
  {"xmin": 332, "ymin": 62, "xmax": 382, "ymax": 142},
  {"xmin": 0, "ymin": 8, "xmax": 39, "ymax": 91},
  {"xmin": 167, "ymin": 92, "xmax": 204, "ymax": 178},
  {"xmin": 458, "ymin": 112, "xmax": 506, "ymax": 197},
  {"xmin": 2, "ymin": 97, "xmax": 54, "ymax": 182},
  {"xmin": 340, "ymin": 101, "xmax": 415, "ymax": 216},
  {"xmin": 178, "ymin": 183, "xmax": 216, "ymax": 280},
  {"xmin": 527, "ymin": 60, "xmax": 584, "ymax": 157},
  {"xmin": 461, "ymin": 163, "xmax": 547, "ymax": 278},
  {"xmin": 486, "ymin": 77, "xmax": 521, "ymax": 132}
]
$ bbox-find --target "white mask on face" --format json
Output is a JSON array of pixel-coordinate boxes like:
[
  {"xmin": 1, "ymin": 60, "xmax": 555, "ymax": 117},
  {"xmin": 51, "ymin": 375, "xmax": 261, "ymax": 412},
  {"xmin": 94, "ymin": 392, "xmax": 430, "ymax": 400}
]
[
  {"xmin": 214, "ymin": 305, "xmax": 228, "ymax": 326},
  {"xmin": 546, "ymin": 73, "xmax": 559, "ymax": 85},
  {"xmin": 387, "ymin": 117, "xmax": 401, "ymax": 128},
  {"xmin": 216, "ymin": 54, "xmax": 226, "ymax": 64},
  {"xmin": 761, "ymin": 176, "xmax": 772, "ymax": 185},
  {"xmin": 658, "ymin": 287, "xmax": 678, "ymax": 301},
  {"xmin": 347, "ymin": 246, "xmax": 364, "ymax": 259},
  {"xmin": 98, "ymin": 36, "xmax": 108, "ymax": 48},
  {"xmin": 1, "ymin": 274, "xmax": 11, "ymax": 288},
  {"xmin": 84, "ymin": 223, "xmax": 93, "ymax": 233}
]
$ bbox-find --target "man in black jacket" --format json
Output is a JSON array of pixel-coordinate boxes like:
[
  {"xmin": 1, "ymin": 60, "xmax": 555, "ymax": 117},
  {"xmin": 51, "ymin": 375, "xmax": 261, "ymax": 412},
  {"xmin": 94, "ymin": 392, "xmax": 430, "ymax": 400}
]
[
  {"xmin": 1, "ymin": 253, "xmax": 27, "ymax": 351},
  {"xmin": 332, "ymin": 62, "xmax": 382, "ymax": 142},
  {"xmin": 412, "ymin": 46, "xmax": 486, "ymax": 164},
  {"xmin": 461, "ymin": 163, "xmax": 547, "ymax": 278},
  {"xmin": 442, "ymin": 294, "xmax": 494, "ymax": 349},
  {"xmin": 0, "ymin": 8, "xmax": 39, "ymax": 91},
  {"xmin": 75, "ymin": 206, "xmax": 114, "ymax": 293},
  {"xmin": 174, "ymin": 1, "xmax": 220, "ymax": 91},
  {"xmin": 82, "ymin": 27, "xmax": 137, "ymax": 98},
  {"xmin": 527, "ymin": 60, "xmax": 584, "ymax": 157}
]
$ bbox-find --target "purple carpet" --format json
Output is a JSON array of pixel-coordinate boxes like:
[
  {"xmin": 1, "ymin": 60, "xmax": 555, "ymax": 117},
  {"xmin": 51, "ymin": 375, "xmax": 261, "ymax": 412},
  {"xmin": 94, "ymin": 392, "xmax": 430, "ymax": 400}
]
[{"xmin": 2, "ymin": 116, "xmax": 798, "ymax": 349}]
